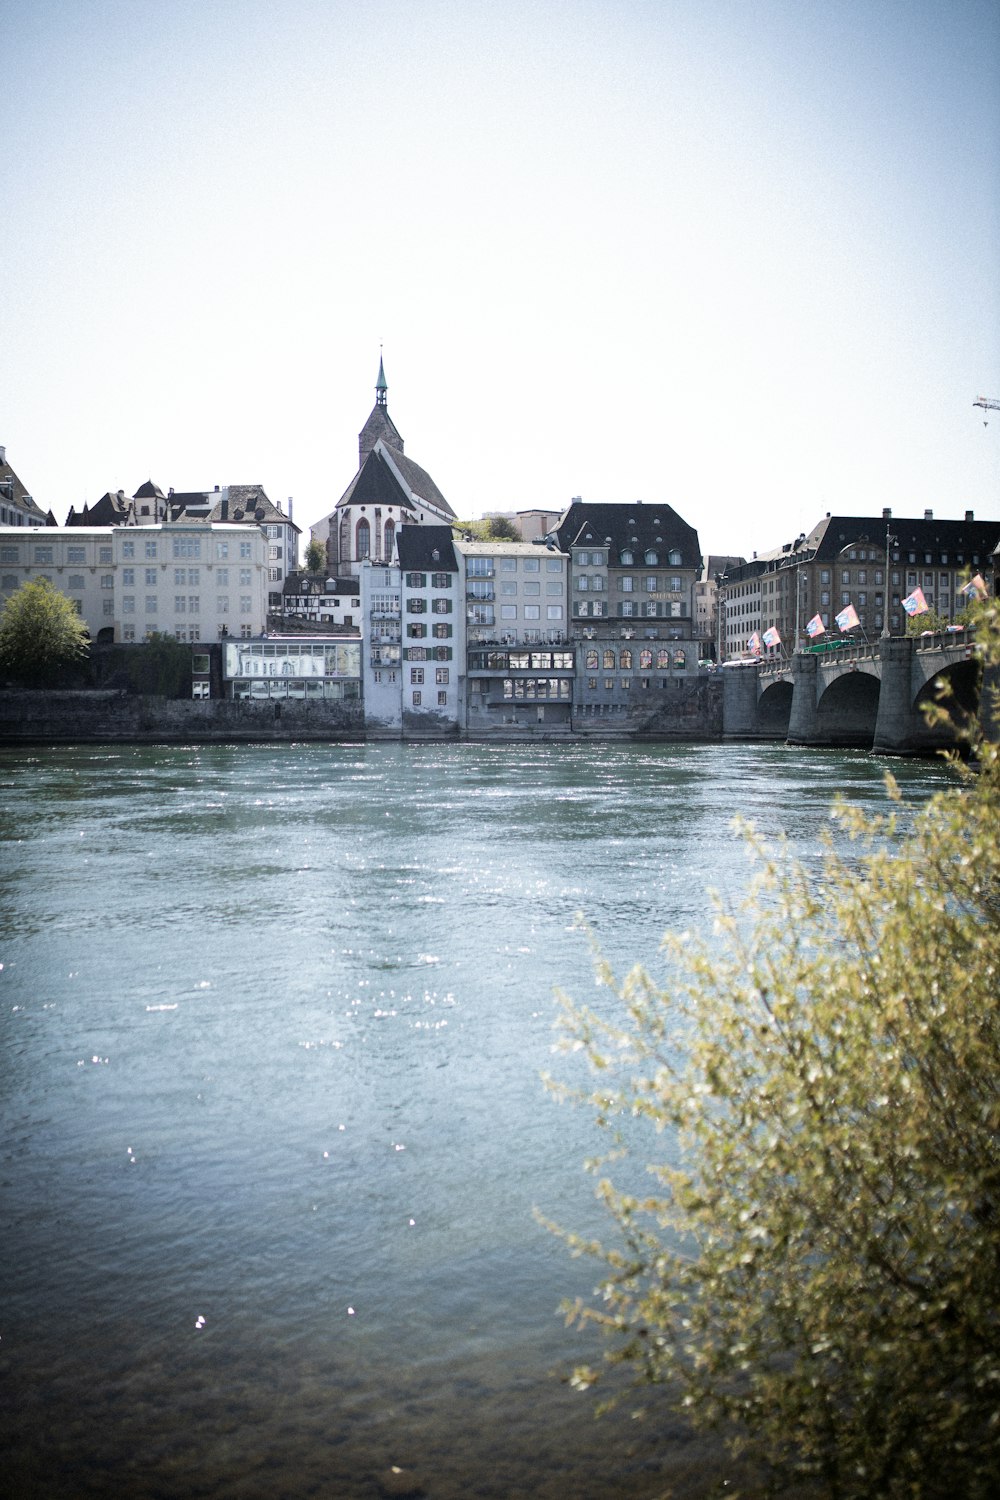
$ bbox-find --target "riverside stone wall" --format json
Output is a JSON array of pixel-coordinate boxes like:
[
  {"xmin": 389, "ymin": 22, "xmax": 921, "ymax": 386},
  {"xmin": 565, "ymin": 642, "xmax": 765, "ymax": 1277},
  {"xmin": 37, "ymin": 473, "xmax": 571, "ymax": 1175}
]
[{"xmin": 0, "ymin": 691, "xmax": 365, "ymax": 744}]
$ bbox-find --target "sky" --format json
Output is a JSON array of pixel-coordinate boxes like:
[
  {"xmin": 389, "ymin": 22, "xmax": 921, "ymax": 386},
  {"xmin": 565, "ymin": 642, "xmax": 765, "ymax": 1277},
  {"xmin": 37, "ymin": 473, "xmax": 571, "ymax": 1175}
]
[{"xmin": 1, "ymin": 0, "xmax": 998, "ymax": 559}]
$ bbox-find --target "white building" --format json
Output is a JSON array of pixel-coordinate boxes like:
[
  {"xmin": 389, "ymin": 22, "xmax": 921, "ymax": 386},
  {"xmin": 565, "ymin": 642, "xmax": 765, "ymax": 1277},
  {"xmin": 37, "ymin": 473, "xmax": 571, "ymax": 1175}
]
[
  {"xmin": 360, "ymin": 526, "xmax": 463, "ymax": 736},
  {"xmin": 0, "ymin": 523, "xmax": 268, "ymax": 643}
]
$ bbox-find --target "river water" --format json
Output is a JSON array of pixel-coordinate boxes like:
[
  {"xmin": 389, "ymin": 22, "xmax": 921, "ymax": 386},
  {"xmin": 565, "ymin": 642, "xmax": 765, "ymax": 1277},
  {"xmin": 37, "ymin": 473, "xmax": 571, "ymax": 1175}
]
[{"xmin": 0, "ymin": 742, "xmax": 953, "ymax": 1499}]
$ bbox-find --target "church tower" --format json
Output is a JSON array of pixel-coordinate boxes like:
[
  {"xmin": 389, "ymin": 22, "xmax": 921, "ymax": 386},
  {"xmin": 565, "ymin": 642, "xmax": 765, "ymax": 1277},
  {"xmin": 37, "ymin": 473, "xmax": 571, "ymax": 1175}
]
[{"xmin": 358, "ymin": 355, "xmax": 404, "ymax": 468}]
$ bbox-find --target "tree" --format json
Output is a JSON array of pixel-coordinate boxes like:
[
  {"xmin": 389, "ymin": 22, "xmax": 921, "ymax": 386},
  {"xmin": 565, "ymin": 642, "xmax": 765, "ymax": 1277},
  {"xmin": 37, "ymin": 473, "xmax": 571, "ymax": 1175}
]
[
  {"xmin": 303, "ymin": 538, "xmax": 327, "ymax": 574},
  {"xmin": 0, "ymin": 577, "xmax": 89, "ymax": 684},
  {"xmin": 452, "ymin": 516, "xmax": 521, "ymax": 542},
  {"xmin": 550, "ymin": 600, "xmax": 1000, "ymax": 1497}
]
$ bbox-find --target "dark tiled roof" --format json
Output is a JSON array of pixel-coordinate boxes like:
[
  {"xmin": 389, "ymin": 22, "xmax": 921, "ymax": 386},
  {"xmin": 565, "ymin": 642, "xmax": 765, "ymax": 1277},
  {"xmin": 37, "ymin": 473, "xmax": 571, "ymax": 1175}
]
[
  {"xmin": 207, "ymin": 485, "xmax": 301, "ymax": 532},
  {"xmin": 283, "ymin": 572, "xmax": 358, "ymax": 598},
  {"xmin": 0, "ymin": 457, "xmax": 47, "ymax": 522},
  {"xmin": 555, "ymin": 500, "xmax": 701, "ymax": 568},
  {"xmin": 134, "ymin": 479, "xmax": 165, "ymax": 500},
  {"xmin": 396, "ymin": 525, "xmax": 458, "ymax": 571},
  {"xmin": 335, "ymin": 449, "xmax": 415, "ymax": 513},
  {"xmin": 806, "ymin": 514, "xmax": 1000, "ymax": 562},
  {"xmin": 386, "ymin": 450, "xmax": 455, "ymax": 519},
  {"xmin": 66, "ymin": 490, "xmax": 134, "ymax": 526}
]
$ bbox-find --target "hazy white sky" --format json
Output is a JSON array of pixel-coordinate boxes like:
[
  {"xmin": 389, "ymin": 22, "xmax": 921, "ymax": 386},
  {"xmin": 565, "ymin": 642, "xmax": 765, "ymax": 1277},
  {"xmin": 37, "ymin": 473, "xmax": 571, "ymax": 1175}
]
[{"xmin": 2, "ymin": 0, "xmax": 997, "ymax": 557}]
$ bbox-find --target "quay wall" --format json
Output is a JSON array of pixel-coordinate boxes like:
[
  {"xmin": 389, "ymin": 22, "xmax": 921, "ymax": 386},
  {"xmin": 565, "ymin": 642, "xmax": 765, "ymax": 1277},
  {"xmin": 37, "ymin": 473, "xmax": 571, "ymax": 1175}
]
[{"xmin": 0, "ymin": 690, "xmax": 365, "ymax": 744}]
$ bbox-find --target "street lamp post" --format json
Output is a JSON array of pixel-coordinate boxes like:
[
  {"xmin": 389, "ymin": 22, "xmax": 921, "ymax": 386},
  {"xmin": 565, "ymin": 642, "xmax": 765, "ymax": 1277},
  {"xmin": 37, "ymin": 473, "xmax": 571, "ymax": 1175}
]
[{"xmin": 882, "ymin": 523, "xmax": 897, "ymax": 638}]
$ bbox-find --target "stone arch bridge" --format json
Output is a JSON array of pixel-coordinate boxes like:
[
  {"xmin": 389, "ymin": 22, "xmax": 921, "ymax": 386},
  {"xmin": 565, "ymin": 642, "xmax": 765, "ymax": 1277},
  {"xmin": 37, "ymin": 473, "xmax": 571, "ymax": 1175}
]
[{"xmin": 722, "ymin": 635, "xmax": 984, "ymax": 754}]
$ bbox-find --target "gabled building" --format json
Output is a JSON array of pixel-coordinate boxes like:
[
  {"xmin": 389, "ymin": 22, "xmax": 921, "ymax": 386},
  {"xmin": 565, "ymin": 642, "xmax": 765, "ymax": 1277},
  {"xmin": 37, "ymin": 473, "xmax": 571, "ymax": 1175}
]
[
  {"xmin": 281, "ymin": 572, "xmax": 361, "ymax": 630},
  {"xmin": 310, "ymin": 359, "xmax": 456, "ymax": 577},
  {"xmin": 0, "ymin": 447, "xmax": 49, "ymax": 529}
]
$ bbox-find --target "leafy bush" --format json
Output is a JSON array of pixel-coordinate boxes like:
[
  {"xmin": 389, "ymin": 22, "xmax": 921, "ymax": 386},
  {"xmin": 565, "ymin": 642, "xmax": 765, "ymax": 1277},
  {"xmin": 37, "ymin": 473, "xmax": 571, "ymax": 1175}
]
[{"xmin": 551, "ymin": 601, "xmax": 1000, "ymax": 1497}]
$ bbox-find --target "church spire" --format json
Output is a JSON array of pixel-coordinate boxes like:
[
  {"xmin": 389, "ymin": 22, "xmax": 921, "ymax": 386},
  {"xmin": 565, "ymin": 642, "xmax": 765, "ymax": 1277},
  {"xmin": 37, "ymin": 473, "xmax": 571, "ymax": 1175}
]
[{"xmin": 375, "ymin": 352, "xmax": 387, "ymax": 407}]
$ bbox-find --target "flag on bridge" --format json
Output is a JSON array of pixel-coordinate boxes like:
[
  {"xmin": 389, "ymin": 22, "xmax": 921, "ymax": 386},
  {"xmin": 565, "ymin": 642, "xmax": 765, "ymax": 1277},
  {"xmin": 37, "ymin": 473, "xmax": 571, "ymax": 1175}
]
[
  {"xmin": 763, "ymin": 626, "xmax": 782, "ymax": 649},
  {"xmin": 836, "ymin": 603, "xmax": 860, "ymax": 632},
  {"xmin": 901, "ymin": 587, "xmax": 929, "ymax": 617},
  {"xmin": 747, "ymin": 631, "xmax": 763, "ymax": 655},
  {"xmin": 806, "ymin": 614, "xmax": 825, "ymax": 638},
  {"xmin": 960, "ymin": 574, "xmax": 989, "ymax": 599}
]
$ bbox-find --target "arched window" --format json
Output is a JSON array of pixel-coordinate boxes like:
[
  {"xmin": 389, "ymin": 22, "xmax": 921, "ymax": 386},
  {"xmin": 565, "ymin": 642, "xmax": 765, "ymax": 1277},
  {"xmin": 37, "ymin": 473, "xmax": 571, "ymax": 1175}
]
[
  {"xmin": 620, "ymin": 649, "xmax": 632, "ymax": 670},
  {"xmin": 586, "ymin": 649, "xmax": 598, "ymax": 669},
  {"xmin": 668, "ymin": 549, "xmax": 682, "ymax": 567},
  {"xmin": 603, "ymin": 649, "xmax": 615, "ymax": 670},
  {"xmin": 620, "ymin": 549, "xmax": 634, "ymax": 566},
  {"xmin": 356, "ymin": 518, "xmax": 370, "ymax": 559},
  {"xmin": 657, "ymin": 648, "xmax": 670, "ymax": 669},
  {"xmin": 383, "ymin": 519, "xmax": 396, "ymax": 560},
  {"xmin": 644, "ymin": 549, "xmax": 658, "ymax": 565},
  {"xmin": 639, "ymin": 648, "xmax": 653, "ymax": 669},
  {"xmin": 673, "ymin": 649, "xmax": 686, "ymax": 669}
]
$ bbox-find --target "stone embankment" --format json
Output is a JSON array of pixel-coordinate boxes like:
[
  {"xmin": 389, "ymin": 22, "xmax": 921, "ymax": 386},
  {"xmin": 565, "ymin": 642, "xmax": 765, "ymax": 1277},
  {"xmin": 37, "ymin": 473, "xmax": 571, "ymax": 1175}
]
[{"xmin": 0, "ymin": 691, "xmax": 364, "ymax": 744}]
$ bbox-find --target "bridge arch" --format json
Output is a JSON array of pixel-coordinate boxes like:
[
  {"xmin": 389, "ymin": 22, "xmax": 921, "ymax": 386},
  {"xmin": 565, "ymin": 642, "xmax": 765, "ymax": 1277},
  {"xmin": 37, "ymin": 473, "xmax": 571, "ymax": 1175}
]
[
  {"xmin": 756, "ymin": 678, "xmax": 793, "ymax": 735},
  {"xmin": 815, "ymin": 668, "xmax": 881, "ymax": 747},
  {"xmin": 913, "ymin": 656, "xmax": 983, "ymax": 745}
]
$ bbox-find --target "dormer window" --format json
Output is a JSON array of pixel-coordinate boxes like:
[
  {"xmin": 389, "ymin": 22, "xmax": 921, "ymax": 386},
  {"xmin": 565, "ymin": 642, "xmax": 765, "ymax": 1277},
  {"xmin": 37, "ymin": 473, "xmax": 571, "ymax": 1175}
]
[
  {"xmin": 620, "ymin": 549, "xmax": 634, "ymax": 566},
  {"xmin": 668, "ymin": 549, "xmax": 682, "ymax": 566},
  {"xmin": 644, "ymin": 549, "xmax": 658, "ymax": 565}
]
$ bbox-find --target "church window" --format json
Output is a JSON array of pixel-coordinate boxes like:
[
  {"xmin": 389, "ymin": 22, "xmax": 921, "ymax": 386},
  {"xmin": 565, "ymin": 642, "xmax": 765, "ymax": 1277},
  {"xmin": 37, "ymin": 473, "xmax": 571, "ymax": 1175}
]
[
  {"xmin": 356, "ymin": 519, "xmax": 371, "ymax": 559},
  {"xmin": 384, "ymin": 520, "xmax": 395, "ymax": 559}
]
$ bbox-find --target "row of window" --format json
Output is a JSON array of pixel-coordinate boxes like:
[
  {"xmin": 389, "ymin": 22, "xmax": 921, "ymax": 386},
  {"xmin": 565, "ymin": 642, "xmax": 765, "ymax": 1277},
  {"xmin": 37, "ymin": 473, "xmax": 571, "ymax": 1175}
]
[
  {"xmin": 584, "ymin": 647, "xmax": 688, "ymax": 670},
  {"xmin": 468, "ymin": 651, "xmax": 575, "ymax": 670},
  {"xmin": 407, "ymin": 597, "xmax": 454, "ymax": 612},
  {"xmin": 121, "ymin": 596, "xmax": 254, "ymax": 614},
  {"xmin": 467, "ymin": 556, "xmax": 562, "ymax": 577},
  {"xmin": 409, "ymin": 668, "xmax": 450, "ymax": 684},
  {"xmin": 404, "ymin": 572, "xmax": 452, "ymax": 588},
  {"xmin": 468, "ymin": 605, "xmax": 564, "ymax": 623}
]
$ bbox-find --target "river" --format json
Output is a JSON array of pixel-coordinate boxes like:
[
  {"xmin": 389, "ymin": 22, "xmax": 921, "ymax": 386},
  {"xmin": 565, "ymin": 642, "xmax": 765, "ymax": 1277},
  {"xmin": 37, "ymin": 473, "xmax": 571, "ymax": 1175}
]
[{"xmin": 0, "ymin": 741, "xmax": 954, "ymax": 1499}]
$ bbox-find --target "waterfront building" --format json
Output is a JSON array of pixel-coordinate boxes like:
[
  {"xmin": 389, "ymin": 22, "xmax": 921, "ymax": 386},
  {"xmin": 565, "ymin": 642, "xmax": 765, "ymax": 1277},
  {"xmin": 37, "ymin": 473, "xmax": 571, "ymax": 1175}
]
[
  {"xmin": 310, "ymin": 359, "xmax": 456, "ymax": 577},
  {"xmin": 553, "ymin": 499, "xmax": 702, "ymax": 719},
  {"xmin": 455, "ymin": 536, "xmax": 573, "ymax": 732},
  {"xmin": 66, "ymin": 482, "xmax": 300, "ymax": 613},
  {"xmin": 360, "ymin": 526, "xmax": 462, "ymax": 735},
  {"xmin": 221, "ymin": 636, "xmax": 361, "ymax": 702},
  {"xmin": 0, "ymin": 447, "xmax": 49, "ymax": 529},
  {"xmin": 719, "ymin": 510, "xmax": 1000, "ymax": 657},
  {"xmin": 0, "ymin": 523, "xmax": 268, "ymax": 643}
]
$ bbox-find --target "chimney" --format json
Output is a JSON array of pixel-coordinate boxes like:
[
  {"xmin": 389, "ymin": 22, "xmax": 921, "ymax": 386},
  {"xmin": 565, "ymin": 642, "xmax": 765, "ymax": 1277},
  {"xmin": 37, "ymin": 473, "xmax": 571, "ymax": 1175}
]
[
  {"xmin": 287, "ymin": 496, "xmax": 294, "ymax": 525},
  {"xmin": 965, "ymin": 509, "xmax": 974, "ymax": 522},
  {"xmin": 924, "ymin": 509, "xmax": 933, "ymax": 520},
  {"xmin": 882, "ymin": 507, "xmax": 891, "ymax": 520},
  {"xmin": 215, "ymin": 484, "xmax": 220, "ymax": 493}
]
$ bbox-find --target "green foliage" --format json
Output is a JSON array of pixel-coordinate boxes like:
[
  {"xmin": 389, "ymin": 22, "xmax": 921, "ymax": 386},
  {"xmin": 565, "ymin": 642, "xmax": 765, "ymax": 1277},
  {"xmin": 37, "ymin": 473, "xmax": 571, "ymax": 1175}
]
[
  {"xmin": 303, "ymin": 538, "xmax": 327, "ymax": 573},
  {"xmin": 905, "ymin": 605, "xmax": 972, "ymax": 636},
  {"xmin": 126, "ymin": 632, "xmax": 192, "ymax": 697},
  {"xmin": 550, "ymin": 600, "xmax": 1000, "ymax": 1497},
  {"xmin": 0, "ymin": 577, "xmax": 90, "ymax": 684},
  {"xmin": 453, "ymin": 516, "xmax": 521, "ymax": 541}
]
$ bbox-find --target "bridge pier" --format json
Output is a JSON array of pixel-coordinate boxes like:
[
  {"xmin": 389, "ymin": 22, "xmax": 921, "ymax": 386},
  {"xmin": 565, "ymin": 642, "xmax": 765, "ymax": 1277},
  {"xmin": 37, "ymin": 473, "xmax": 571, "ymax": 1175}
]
[
  {"xmin": 786, "ymin": 651, "xmax": 820, "ymax": 744},
  {"xmin": 721, "ymin": 664, "xmax": 760, "ymax": 739}
]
